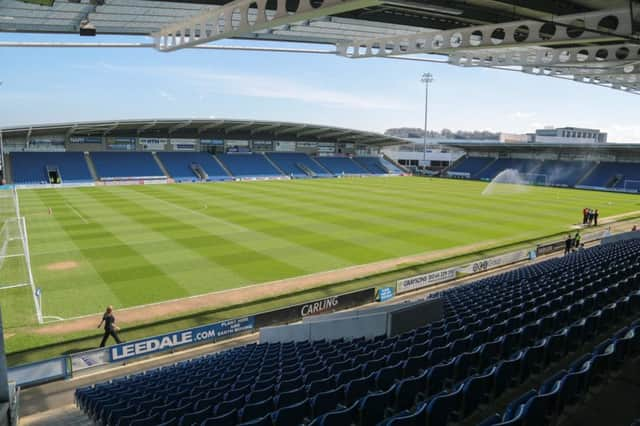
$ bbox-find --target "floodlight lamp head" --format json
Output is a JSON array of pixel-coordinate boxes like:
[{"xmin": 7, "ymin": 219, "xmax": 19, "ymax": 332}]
[{"xmin": 421, "ymin": 72, "xmax": 434, "ymax": 83}]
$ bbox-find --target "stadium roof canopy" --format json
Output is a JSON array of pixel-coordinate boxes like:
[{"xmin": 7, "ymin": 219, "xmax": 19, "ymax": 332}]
[
  {"xmin": 0, "ymin": 118, "xmax": 406, "ymax": 146},
  {"xmin": 1, "ymin": 0, "xmax": 639, "ymax": 94},
  {"xmin": 442, "ymin": 141, "xmax": 640, "ymax": 156}
]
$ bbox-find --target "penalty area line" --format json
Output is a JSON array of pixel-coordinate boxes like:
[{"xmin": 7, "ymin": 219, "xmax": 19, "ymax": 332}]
[{"xmin": 65, "ymin": 202, "xmax": 89, "ymax": 224}]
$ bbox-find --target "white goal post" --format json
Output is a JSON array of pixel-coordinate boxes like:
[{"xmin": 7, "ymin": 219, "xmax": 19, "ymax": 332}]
[
  {"xmin": 623, "ymin": 179, "xmax": 640, "ymax": 193},
  {"xmin": 521, "ymin": 173, "xmax": 549, "ymax": 186},
  {"xmin": 0, "ymin": 188, "xmax": 42, "ymax": 323}
]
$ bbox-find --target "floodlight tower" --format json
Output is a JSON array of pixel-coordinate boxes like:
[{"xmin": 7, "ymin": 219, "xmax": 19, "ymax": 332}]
[{"xmin": 421, "ymin": 72, "xmax": 433, "ymax": 170}]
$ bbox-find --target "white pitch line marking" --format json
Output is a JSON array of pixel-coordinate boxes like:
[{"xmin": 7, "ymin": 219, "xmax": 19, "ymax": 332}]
[{"xmin": 66, "ymin": 202, "xmax": 89, "ymax": 224}]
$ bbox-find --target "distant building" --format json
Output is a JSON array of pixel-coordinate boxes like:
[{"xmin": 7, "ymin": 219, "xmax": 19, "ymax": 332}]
[
  {"xmin": 527, "ymin": 127, "xmax": 607, "ymax": 144},
  {"xmin": 500, "ymin": 133, "xmax": 528, "ymax": 143}
]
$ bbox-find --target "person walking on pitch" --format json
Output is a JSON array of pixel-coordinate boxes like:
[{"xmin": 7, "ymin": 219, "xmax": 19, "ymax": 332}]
[{"xmin": 98, "ymin": 305, "xmax": 122, "ymax": 347}]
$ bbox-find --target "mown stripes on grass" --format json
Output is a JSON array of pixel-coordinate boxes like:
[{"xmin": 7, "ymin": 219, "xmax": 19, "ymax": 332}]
[{"xmin": 2, "ymin": 177, "xmax": 639, "ymax": 328}]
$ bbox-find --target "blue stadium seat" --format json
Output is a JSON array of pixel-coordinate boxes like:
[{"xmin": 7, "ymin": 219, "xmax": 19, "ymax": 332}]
[
  {"xmin": 274, "ymin": 386, "xmax": 305, "ymax": 409},
  {"xmin": 200, "ymin": 408, "xmax": 237, "ymax": 425},
  {"xmin": 238, "ymin": 397, "xmax": 274, "ymax": 423},
  {"xmin": 425, "ymin": 382, "xmax": 464, "ymax": 426},
  {"xmin": 461, "ymin": 367, "xmax": 494, "ymax": 417},
  {"xmin": 239, "ymin": 413, "xmax": 273, "ymax": 426},
  {"xmin": 271, "ymin": 398, "xmax": 308, "ymax": 426},
  {"xmin": 426, "ymin": 359, "xmax": 454, "ymax": 397},
  {"xmin": 358, "ymin": 385, "xmax": 395, "ymax": 426},
  {"xmin": 309, "ymin": 388, "xmax": 341, "ymax": 419},
  {"xmin": 381, "ymin": 402, "xmax": 427, "ymax": 426},
  {"xmin": 309, "ymin": 401, "xmax": 358, "ymax": 426},
  {"xmin": 180, "ymin": 406, "xmax": 217, "ymax": 426}
]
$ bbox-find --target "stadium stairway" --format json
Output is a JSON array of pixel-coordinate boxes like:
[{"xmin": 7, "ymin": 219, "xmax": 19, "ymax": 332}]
[
  {"xmin": 382, "ymin": 154, "xmax": 409, "ymax": 174},
  {"xmin": 212, "ymin": 155, "xmax": 235, "ymax": 178},
  {"xmin": 574, "ymin": 162, "xmax": 600, "ymax": 188},
  {"xmin": 84, "ymin": 153, "xmax": 99, "ymax": 182},
  {"xmin": 262, "ymin": 153, "xmax": 288, "ymax": 176},
  {"xmin": 472, "ymin": 158, "xmax": 497, "ymax": 179},
  {"xmin": 309, "ymin": 157, "xmax": 333, "ymax": 176},
  {"xmin": 3, "ymin": 154, "xmax": 12, "ymax": 184},
  {"xmin": 152, "ymin": 152, "xmax": 171, "ymax": 179},
  {"xmin": 440, "ymin": 155, "xmax": 467, "ymax": 177},
  {"xmin": 20, "ymin": 404, "xmax": 93, "ymax": 426}
]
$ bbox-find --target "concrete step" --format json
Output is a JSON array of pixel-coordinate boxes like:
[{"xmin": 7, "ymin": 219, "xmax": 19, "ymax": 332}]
[{"xmin": 21, "ymin": 404, "xmax": 92, "ymax": 426}]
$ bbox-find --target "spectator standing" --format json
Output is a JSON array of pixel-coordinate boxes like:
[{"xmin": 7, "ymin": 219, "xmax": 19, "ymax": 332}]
[
  {"xmin": 564, "ymin": 234, "xmax": 573, "ymax": 255},
  {"xmin": 574, "ymin": 231, "xmax": 581, "ymax": 249}
]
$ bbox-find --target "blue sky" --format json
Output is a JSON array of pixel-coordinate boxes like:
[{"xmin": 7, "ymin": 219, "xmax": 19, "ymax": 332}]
[{"xmin": 1, "ymin": 33, "xmax": 639, "ymax": 141}]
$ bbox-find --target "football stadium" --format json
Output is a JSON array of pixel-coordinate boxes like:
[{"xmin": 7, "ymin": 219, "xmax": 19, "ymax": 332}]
[{"xmin": 1, "ymin": 0, "xmax": 640, "ymax": 426}]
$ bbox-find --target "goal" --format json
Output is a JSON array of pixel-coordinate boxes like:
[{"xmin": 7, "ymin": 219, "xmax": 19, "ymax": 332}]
[
  {"xmin": 623, "ymin": 179, "xmax": 640, "ymax": 193},
  {"xmin": 0, "ymin": 189, "xmax": 42, "ymax": 323},
  {"xmin": 521, "ymin": 173, "xmax": 548, "ymax": 186}
]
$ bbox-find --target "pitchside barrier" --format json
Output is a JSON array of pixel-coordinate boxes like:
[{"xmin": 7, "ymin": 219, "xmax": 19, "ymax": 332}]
[
  {"xmin": 254, "ymin": 288, "xmax": 375, "ymax": 328},
  {"xmin": 4, "ymin": 229, "xmax": 613, "ymax": 388},
  {"xmin": 7, "ymin": 288, "xmax": 376, "ymax": 387},
  {"xmin": 260, "ymin": 298, "xmax": 444, "ymax": 343}
]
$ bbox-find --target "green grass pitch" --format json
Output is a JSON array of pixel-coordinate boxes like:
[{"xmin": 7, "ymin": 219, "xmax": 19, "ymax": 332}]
[{"xmin": 2, "ymin": 177, "xmax": 639, "ymax": 329}]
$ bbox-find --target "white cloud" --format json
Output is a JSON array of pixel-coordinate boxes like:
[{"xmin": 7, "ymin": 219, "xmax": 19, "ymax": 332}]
[
  {"xmin": 509, "ymin": 111, "xmax": 536, "ymax": 119},
  {"xmin": 158, "ymin": 90, "xmax": 176, "ymax": 102},
  {"xmin": 607, "ymin": 124, "xmax": 640, "ymax": 142},
  {"xmin": 75, "ymin": 62, "xmax": 410, "ymax": 112}
]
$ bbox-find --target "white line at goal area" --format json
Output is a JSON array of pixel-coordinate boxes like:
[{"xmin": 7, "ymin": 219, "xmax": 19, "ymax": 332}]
[{"xmin": 0, "ymin": 189, "xmax": 43, "ymax": 323}]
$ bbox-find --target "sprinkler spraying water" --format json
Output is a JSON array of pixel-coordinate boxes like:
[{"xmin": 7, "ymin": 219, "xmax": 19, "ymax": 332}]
[{"xmin": 481, "ymin": 169, "xmax": 529, "ymax": 196}]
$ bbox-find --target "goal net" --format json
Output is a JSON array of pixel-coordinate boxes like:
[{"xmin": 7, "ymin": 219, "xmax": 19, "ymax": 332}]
[
  {"xmin": 0, "ymin": 188, "xmax": 41, "ymax": 322},
  {"xmin": 623, "ymin": 179, "xmax": 640, "ymax": 193},
  {"xmin": 521, "ymin": 173, "xmax": 548, "ymax": 186},
  {"xmin": 0, "ymin": 217, "xmax": 30, "ymax": 290}
]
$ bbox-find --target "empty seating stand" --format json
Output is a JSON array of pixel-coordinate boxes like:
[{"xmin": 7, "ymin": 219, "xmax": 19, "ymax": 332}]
[
  {"xmin": 266, "ymin": 153, "xmax": 332, "ymax": 178},
  {"xmin": 353, "ymin": 157, "xmax": 394, "ymax": 175},
  {"xmin": 10, "ymin": 152, "xmax": 93, "ymax": 184},
  {"xmin": 216, "ymin": 153, "xmax": 283, "ymax": 178},
  {"xmin": 156, "ymin": 152, "xmax": 232, "ymax": 182},
  {"xmin": 447, "ymin": 156, "xmax": 494, "ymax": 178},
  {"xmin": 314, "ymin": 156, "xmax": 369, "ymax": 175},
  {"xmin": 90, "ymin": 152, "xmax": 165, "ymax": 180},
  {"xmin": 580, "ymin": 161, "xmax": 640, "ymax": 191},
  {"xmin": 76, "ymin": 238, "xmax": 640, "ymax": 426},
  {"xmin": 534, "ymin": 160, "xmax": 595, "ymax": 187},
  {"xmin": 476, "ymin": 158, "xmax": 542, "ymax": 181}
]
